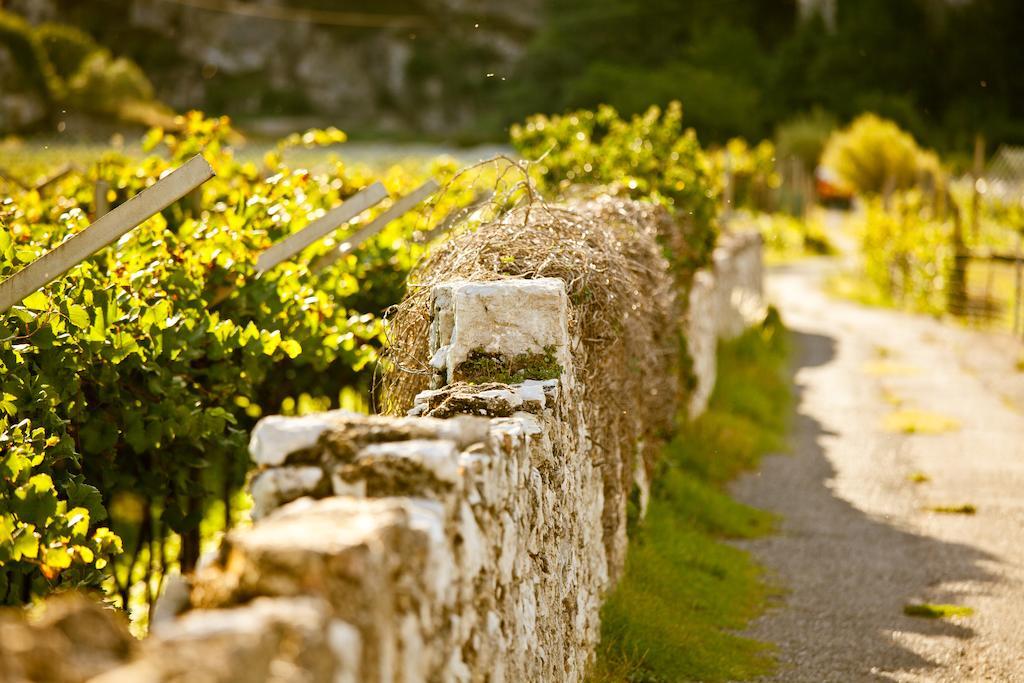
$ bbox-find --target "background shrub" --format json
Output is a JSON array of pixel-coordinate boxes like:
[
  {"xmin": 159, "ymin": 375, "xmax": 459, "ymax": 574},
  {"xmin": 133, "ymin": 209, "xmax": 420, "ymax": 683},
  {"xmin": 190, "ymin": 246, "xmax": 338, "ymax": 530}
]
[
  {"xmin": 856, "ymin": 190, "xmax": 953, "ymax": 315},
  {"xmin": 775, "ymin": 108, "xmax": 836, "ymax": 172},
  {"xmin": 68, "ymin": 51, "xmax": 156, "ymax": 115},
  {"xmin": 511, "ymin": 102, "xmax": 719, "ymax": 274},
  {"xmin": 0, "ymin": 10, "xmax": 62, "ymax": 102},
  {"xmin": 35, "ymin": 22, "xmax": 100, "ymax": 81},
  {"xmin": 821, "ymin": 114, "xmax": 940, "ymax": 195}
]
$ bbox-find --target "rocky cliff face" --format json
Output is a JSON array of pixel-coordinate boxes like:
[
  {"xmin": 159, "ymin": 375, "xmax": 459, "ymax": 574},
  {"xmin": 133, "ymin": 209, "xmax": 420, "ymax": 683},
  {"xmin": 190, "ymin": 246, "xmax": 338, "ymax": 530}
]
[{"xmin": 6, "ymin": 0, "xmax": 540, "ymax": 135}]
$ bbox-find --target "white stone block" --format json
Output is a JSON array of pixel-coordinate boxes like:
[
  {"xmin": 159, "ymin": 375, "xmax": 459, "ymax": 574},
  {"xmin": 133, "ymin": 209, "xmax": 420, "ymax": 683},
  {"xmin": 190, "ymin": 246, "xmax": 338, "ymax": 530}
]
[
  {"xmin": 250, "ymin": 466, "xmax": 325, "ymax": 520},
  {"xmin": 355, "ymin": 439, "xmax": 462, "ymax": 485},
  {"xmin": 249, "ymin": 410, "xmax": 359, "ymax": 466},
  {"xmin": 429, "ymin": 278, "xmax": 571, "ymax": 385}
]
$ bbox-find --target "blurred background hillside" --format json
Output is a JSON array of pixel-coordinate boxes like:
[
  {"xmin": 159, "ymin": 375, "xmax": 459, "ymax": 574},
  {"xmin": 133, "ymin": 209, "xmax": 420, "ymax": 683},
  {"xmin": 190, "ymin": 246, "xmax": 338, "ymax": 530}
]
[{"xmin": 1, "ymin": 0, "xmax": 1022, "ymax": 154}]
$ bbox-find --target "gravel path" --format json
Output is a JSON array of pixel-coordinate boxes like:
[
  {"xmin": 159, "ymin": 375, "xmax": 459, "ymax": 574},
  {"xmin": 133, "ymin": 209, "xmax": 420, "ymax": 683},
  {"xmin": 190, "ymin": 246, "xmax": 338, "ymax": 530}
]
[{"xmin": 732, "ymin": 257, "xmax": 1024, "ymax": 682}]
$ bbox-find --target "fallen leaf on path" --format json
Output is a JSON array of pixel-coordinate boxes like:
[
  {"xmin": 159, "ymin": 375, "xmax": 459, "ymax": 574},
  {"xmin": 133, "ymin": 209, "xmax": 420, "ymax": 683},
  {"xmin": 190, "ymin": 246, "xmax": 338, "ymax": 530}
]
[
  {"xmin": 863, "ymin": 361, "xmax": 921, "ymax": 376},
  {"xmin": 904, "ymin": 603, "xmax": 973, "ymax": 618},
  {"xmin": 927, "ymin": 504, "xmax": 977, "ymax": 515},
  {"xmin": 883, "ymin": 409, "xmax": 960, "ymax": 434}
]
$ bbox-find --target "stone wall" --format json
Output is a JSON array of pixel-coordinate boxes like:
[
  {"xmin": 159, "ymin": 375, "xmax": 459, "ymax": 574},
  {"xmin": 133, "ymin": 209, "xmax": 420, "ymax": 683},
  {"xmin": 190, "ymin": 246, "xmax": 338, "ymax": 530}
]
[
  {"xmin": 686, "ymin": 230, "xmax": 766, "ymax": 417},
  {"xmin": 0, "ymin": 232, "xmax": 762, "ymax": 683}
]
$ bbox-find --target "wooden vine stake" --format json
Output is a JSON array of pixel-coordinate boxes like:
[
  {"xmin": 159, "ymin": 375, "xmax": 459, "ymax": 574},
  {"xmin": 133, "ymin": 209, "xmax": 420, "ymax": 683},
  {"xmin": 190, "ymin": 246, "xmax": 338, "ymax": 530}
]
[
  {"xmin": 310, "ymin": 179, "xmax": 440, "ymax": 273},
  {"xmin": 254, "ymin": 181, "xmax": 389, "ymax": 274},
  {"xmin": 0, "ymin": 155, "xmax": 215, "ymax": 314}
]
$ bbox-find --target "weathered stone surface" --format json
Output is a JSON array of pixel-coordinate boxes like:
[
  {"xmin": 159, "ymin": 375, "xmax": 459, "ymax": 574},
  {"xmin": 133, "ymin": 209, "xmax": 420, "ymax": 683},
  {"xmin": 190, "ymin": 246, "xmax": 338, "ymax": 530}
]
[
  {"xmin": 250, "ymin": 410, "xmax": 491, "ymax": 469},
  {"xmin": 93, "ymin": 597, "xmax": 347, "ymax": 683},
  {"xmin": 410, "ymin": 379, "xmax": 556, "ymax": 418},
  {"xmin": 250, "ymin": 465, "xmax": 329, "ymax": 520},
  {"xmin": 686, "ymin": 268, "xmax": 719, "ymax": 418},
  {"xmin": 190, "ymin": 496, "xmax": 446, "ymax": 682},
  {"xmin": 249, "ymin": 410, "xmax": 361, "ymax": 466},
  {"xmin": 429, "ymin": 279, "xmax": 572, "ymax": 387},
  {"xmin": 714, "ymin": 231, "xmax": 766, "ymax": 341},
  {"xmin": 332, "ymin": 439, "xmax": 461, "ymax": 498},
  {"xmin": 687, "ymin": 230, "xmax": 765, "ymax": 417},
  {"xmin": 199, "ymin": 388, "xmax": 605, "ymax": 682}
]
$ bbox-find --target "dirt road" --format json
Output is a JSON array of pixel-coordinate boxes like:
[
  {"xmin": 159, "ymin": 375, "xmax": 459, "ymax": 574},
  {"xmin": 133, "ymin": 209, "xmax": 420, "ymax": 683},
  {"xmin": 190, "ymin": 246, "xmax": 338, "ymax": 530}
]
[{"xmin": 733, "ymin": 258, "xmax": 1024, "ymax": 682}]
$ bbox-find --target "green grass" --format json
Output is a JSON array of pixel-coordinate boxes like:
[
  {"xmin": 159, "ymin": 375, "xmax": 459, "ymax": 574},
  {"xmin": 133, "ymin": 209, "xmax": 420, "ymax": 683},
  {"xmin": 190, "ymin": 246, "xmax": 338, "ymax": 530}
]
[{"xmin": 590, "ymin": 309, "xmax": 791, "ymax": 682}]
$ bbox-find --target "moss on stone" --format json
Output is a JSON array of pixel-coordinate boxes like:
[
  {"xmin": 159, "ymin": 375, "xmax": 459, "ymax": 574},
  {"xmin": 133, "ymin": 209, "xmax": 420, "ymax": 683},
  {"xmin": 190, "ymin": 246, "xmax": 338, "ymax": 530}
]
[{"xmin": 453, "ymin": 346, "xmax": 561, "ymax": 384}]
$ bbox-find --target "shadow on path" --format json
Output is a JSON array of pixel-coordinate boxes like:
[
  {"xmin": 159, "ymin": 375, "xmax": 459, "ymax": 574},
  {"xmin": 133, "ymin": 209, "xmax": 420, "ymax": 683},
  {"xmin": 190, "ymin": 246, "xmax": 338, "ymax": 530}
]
[{"xmin": 733, "ymin": 329, "xmax": 999, "ymax": 682}]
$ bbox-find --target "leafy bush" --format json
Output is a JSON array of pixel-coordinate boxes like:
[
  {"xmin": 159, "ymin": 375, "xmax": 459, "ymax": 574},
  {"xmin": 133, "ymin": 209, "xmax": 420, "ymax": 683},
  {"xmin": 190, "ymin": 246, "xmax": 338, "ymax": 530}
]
[
  {"xmin": 35, "ymin": 23, "xmax": 101, "ymax": 81},
  {"xmin": 856, "ymin": 190, "xmax": 953, "ymax": 315},
  {"xmin": 712, "ymin": 138, "xmax": 780, "ymax": 212},
  {"xmin": 738, "ymin": 211, "xmax": 832, "ymax": 263},
  {"xmin": 822, "ymin": 114, "xmax": 940, "ymax": 195},
  {"xmin": 0, "ymin": 10, "xmax": 62, "ymax": 102},
  {"xmin": 775, "ymin": 108, "xmax": 836, "ymax": 171},
  {"xmin": 68, "ymin": 51, "xmax": 156, "ymax": 114},
  {"xmin": 510, "ymin": 102, "xmax": 719, "ymax": 273},
  {"xmin": 0, "ymin": 113, "xmax": 482, "ymax": 616}
]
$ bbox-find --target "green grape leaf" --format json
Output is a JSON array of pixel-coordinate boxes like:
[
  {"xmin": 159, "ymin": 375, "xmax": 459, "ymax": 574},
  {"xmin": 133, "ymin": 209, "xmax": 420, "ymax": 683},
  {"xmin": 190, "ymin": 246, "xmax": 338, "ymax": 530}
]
[
  {"xmin": 66, "ymin": 480, "xmax": 107, "ymax": 523},
  {"xmin": 67, "ymin": 304, "xmax": 90, "ymax": 329},
  {"xmin": 280, "ymin": 339, "xmax": 302, "ymax": 359},
  {"xmin": 12, "ymin": 528, "xmax": 39, "ymax": 560},
  {"xmin": 42, "ymin": 546, "xmax": 71, "ymax": 570},
  {"xmin": 22, "ymin": 291, "xmax": 49, "ymax": 311},
  {"xmin": 0, "ymin": 514, "xmax": 14, "ymax": 545}
]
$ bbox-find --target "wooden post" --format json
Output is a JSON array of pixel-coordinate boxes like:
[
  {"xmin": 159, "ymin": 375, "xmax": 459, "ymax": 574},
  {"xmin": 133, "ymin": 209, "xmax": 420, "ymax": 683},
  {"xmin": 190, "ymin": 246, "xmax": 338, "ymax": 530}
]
[
  {"xmin": 722, "ymin": 151, "xmax": 734, "ymax": 218},
  {"xmin": 94, "ymin": 179, "xmax": 111, "ymax": 220},
  {"xmin": 0, "ymin": 155, "xmax": 215, "ymax": 313},
  {"xmin": 310, "ymin": 180, "xmax": 439, "ymax": 273},
  {"xmin": 971, "ymin": 133, "xmax": 985, "ymax": 240},
  {"xmin": 881, "ymin": 174, "xmax": 895, "ymax": 212},
  {"xmin": 947, "ymin": 187, "xmax": 968, "ymax": 316},
  {"xmin": 254, "ymin": 182, "xmax": 388, "ymax": 274},
  {"xmin": 1015, "ymin": 233, "xmax": 1023, "ymax": 336}
]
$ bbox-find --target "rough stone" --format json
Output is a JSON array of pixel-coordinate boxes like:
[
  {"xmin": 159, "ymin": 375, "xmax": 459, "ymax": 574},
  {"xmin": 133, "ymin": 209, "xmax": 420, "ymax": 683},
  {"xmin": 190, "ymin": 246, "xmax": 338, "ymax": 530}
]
[
  {"xmin": 249, "ymin": 410, "xmax": 361, "ymax": 466},
  {"xmin": 430, "ymin": 279, "xmax": 572, "ymax": 387},
  {"xmin": 250, "ymin": 465, "xmax": 329, "ymax": 520},
  {"xmin": 687, "ymin": 230, "xmax": 765, "ymax": 417},
  {"xmin": 714, "ymin": 231, "xmax": 766, "ymax": 341},
  {"xmin": 0, "ymin": 594, "xmax": 132, "ymax": 683},
  {"xmin": 93, "ymin": 597, "xmax": 345, "ymax": 683}
]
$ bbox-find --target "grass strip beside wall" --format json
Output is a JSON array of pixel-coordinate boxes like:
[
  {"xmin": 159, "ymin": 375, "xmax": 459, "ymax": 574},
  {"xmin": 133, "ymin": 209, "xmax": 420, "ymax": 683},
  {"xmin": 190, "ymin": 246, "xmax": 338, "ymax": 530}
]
[{"xmin": 591, "ymin": 309, "xmax": 791, "ymax": 682}]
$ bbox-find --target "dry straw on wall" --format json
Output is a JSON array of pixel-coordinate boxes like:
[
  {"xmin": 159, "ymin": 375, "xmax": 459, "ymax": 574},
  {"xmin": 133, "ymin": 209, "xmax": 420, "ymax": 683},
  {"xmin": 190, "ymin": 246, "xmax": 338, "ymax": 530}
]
[{"xmin": 382, "ymin": 191, "xmax": 686, "ymax": 571}]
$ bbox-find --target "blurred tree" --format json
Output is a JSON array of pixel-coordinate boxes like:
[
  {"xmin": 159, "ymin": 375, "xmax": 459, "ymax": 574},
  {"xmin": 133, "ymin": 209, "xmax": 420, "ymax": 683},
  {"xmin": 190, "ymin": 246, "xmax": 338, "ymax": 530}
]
[{"xmin": 504, "ymin": 0, "xmax": 1024, "ymax": 150}]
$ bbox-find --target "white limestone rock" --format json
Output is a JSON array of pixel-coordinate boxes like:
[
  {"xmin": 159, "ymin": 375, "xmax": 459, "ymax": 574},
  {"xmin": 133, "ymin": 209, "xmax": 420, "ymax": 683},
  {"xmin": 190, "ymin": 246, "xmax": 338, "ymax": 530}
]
[
  {"xmin": 430, "ymin": 279, "xmax": 572, "ymax": 386},
  {"xmin": 249, "ymin": 410, "xmax": 359, "ymax": 466}
]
